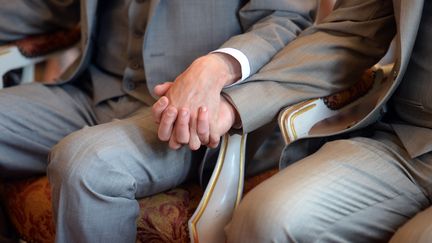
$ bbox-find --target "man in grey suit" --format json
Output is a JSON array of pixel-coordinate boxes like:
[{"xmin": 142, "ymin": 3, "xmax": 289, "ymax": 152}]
[
  {"xmin": 156, "ymin": 0, "xmax": 430, "ymax": 241},
  {"xmin": 0, "ymin": 0, "xmax": 320, "ymax": 242}
]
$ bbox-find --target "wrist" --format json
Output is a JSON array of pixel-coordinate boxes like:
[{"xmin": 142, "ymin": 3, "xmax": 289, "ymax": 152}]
[
  {"xmin": 221, "ymin": 95, "xmax": 242, "ymax": 129},
  {"xmin": 209, "ymin": 53, "xmax": 241, "ymax": 88}
]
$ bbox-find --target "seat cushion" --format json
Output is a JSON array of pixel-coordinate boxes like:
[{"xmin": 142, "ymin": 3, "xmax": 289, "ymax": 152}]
[{"xmin": 3, "ymin": 177, "xmax": 54, "ymax": 242}]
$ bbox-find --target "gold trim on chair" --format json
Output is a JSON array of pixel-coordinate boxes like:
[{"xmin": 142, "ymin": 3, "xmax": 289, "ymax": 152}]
[
  {"xmin": 278, "ymin": 65, "xmax": 393, "ymax": 146},
  {"xmin": 0, "ymin": 48, "xmax": 10, "ymax": 57},
  {"xmin": 279, "ymin": 100, "xmax": 317, "ymax": 144},
  {"xmin": 189, "ymin": 133, "xmax": 246, "ymax": 243},
  {"xmin": 189, "ymin": 134, "xmax": 229, "ymax": 243},
  {"xmin": 235, "ymin": 134, "xmax": 246, "ymax": 207}
]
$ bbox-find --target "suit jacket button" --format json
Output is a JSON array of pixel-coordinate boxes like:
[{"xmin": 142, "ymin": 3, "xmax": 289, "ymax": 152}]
[
  {"xmin": 131, "ymin": 61, "xmax": 142, "ymax": 70},
  {"xmin": 126, "ymin": 82, "xmax": 136, "ymax": 90},
  {"xmin": 133, "ymin": 30, "xmax": 143, "ymax": 38}
]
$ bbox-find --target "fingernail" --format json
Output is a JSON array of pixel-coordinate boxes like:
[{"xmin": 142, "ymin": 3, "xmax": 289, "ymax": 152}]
[
  {"xmin": 158, "ymin": 98, "xmax": 166, "ymax": 106},
  {"xmin": 200, "ymin": 107, "xmax": 207, "ymax": 113},
  {"xmin": 181, "ymin": 110, "xmax": 188, "ymax": 117}
]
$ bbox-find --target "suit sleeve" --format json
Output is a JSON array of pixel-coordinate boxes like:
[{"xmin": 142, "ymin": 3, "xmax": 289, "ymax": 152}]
[
  {"xmin": 0, "ymin": 0, "xmax": 79, "ymax": 42},
  {"xmin": 223, "ymin": 0, "xmax": 396, "ymax": 133},
  {"xmin": 221, "ymin": 0, "xmax": 318, "ymax": 77}
]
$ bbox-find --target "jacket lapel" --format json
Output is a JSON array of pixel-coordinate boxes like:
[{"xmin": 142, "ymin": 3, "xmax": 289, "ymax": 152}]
[
  {"xmin": 393, "ymin": 0, "xmax": 423, "ymax": 82},
  {"xmin": 143, "ymin": 0, "xmax": 160, "ymax": 45},
  {"xmin": 348, "ymin": 0, "xmax": 424, "ymax": 131},
  {"xmin": 59, "ymin": 0, "xmax": 98, "ymax": 82},
  {"xmin": 148, "ymin": 0, "xmax": 160, "ymax": 21},
  {"xmin": 80, "ymin": 0, "xmax": 98, "ymax": 60}
]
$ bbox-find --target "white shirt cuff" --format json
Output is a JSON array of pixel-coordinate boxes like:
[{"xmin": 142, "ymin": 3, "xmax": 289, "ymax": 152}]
[{"xmin": 212, "ymin": 48, "xmax": 251, "ymax": 83}]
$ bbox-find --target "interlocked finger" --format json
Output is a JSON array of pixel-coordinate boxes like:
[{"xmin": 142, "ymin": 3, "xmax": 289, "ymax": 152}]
[
  {"xmin": 158, "ymin": 105, "xmax": 177, "ymax": 141},
  {"xmin": 197, "ymin": 106, "xmax": 210, "ymax": 145},
  {"xmin": 175, "ymin": 108, "xmax": 191, "ymax": 144}
]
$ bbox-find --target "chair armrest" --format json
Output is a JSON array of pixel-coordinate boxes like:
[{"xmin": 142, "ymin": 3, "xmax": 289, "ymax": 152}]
[
  {"xmin": 278, "ymin": 64, "xmax": 394, "ymax": 144},
  {"xmin": 14, "ymin": 26, "xmax": 80, "ymax": 58}
]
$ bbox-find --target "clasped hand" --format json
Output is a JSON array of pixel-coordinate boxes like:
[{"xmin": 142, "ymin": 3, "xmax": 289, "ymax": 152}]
[{"xmin": 152, "ymin": 53, "xmax": 241, "ymax": 150}]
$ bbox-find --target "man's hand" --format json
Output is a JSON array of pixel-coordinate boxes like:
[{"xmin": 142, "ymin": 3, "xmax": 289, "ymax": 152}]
[
  {"xmin": 152, "ymin": 53, "xmax": 241, "ymax": 150},
  {"xmin": 196, "ymin": 96, "xmax": 240, "ymax": 148}
]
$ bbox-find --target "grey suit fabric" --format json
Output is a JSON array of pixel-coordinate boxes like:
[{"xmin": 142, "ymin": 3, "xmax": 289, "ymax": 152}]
[
  {"xmin": 0, "ymin": 79, "xmax": 195, "ymax": 242},
  {"xmin": 0, "ymin": 80, "xmax": 196, "ymax": 242},
  {"xmin": 95, "ymin": 0, "xmax": 134, "ymax": 78},
  {"xmin": 48, "ymin": 99, "xmax": 195, "ymax": 243},
  {"xmin": 52, "ymin": 0, "xmax": 318, "ymax": 102},
  {"xmin": 90, "ymin": 0, "xmax": 154, "ymax": 104},
  {"xmin": 225, "ymin": 0, "xmax": 432, "ymax": 242},
  {"xmin": 227, "ymin": 127, "xmax": 432, "ymax": 242},
  {"xmin": 224, "ymin": 0, "xmax": 397, "ymax": 133},
  {"xmin": 0, "ymin": 82, "xmax": 92, "ymax": 178},
  {"xmin": 0, "ymin": 0, "xmax": 318, "ymax": 242},
  {"xmin": 393, "ymin": 0, "xmax": 432, "ymax": 129},
  {"xmin": 390, "ymin": 0, "xmax": 432, "ymax": 159}
]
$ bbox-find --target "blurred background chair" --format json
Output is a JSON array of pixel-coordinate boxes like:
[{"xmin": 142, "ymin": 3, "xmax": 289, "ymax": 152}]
[
  {"xmin": 0, "ymin": 27, "xmax": 80, "ymax": 88},
  {"xmin": 0, "ymin": 26, "xmax": 80, "ymax": 88}
]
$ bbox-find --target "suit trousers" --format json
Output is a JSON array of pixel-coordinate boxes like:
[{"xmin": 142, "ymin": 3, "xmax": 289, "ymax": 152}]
[
  {"xmin": 0, "ymin": 82, "xmax": 194, "ymax": 242},
  {"xmin": 226, "ymin": 128, "xmax": 432, "ymax": 242}
]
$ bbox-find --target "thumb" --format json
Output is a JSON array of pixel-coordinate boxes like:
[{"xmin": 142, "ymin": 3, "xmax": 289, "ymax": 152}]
[
  {"xmin": 154, "ymin": 82, "xmax": 173, "ymax": 97},
  {"xmin": 207, "ymin": 97, "xmax": 238, "ymax": 148}
]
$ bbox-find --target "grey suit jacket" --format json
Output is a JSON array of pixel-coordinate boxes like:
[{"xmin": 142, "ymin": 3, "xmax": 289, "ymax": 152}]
[
  {"xmin": 225, "ymin": 0, "xmax": 423, "ymax": 137},
  {"xmin": 223, "ymin": 0, "xmax": 430, "ymax": 168},
  {"xmin": 0, "ymin": 0, "xmax": 318, "ymax": 100}
]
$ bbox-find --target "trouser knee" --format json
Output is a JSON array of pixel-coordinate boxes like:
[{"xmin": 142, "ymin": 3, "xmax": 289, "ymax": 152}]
[
  {"xmin": 226, "ymin": 188, "xmax": 312, "ymax": 242},
  {"xmin": 47, "ymin": 129, "xmax": 131, "ymax": 198}
]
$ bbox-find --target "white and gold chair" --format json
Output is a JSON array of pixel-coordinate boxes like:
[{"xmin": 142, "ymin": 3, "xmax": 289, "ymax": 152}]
[
  {"xmin": 0, "ymin": 27, "xmax": 80, "ymax": 88},
  {"xmin": 0, "ymin": 43, "xmax": 45, "ymax": 87},
  {"xmin": 189, "ymin": 134, "xmax": 247, "ymax": 243}
]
